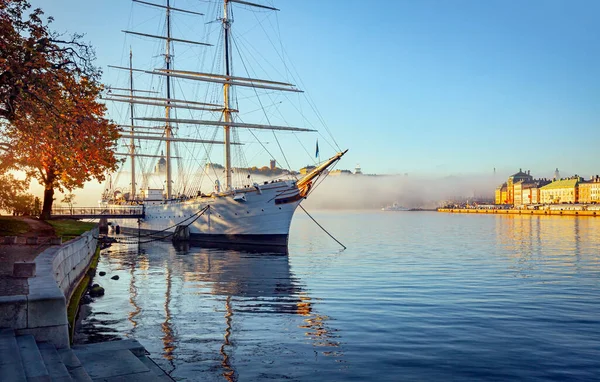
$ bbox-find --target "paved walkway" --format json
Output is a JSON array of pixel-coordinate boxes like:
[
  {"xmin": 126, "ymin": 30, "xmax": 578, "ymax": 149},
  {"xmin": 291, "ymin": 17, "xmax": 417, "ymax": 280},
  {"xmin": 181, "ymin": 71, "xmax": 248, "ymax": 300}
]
[
  {"xmin": 0, "ymin": 329, "xmax": 173, "ymax": 381},
  {"xmin": 0, "ymin": 217, "xmax": 56, "ymax": 296}
]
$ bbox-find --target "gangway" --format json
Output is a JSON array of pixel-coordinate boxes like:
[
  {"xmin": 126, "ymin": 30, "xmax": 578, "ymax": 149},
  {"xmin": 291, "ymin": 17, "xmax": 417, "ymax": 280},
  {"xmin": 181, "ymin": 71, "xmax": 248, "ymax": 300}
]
[{"xmin": 50, "ymin": 206, "xmax": 144, "ymax": 219}]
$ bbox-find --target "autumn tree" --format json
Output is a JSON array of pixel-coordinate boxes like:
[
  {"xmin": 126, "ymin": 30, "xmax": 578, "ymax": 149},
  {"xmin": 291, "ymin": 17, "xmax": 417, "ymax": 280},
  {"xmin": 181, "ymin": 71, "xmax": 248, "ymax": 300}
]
[
  {"xmin": 0, "ymin": 0, "xmax": 120, "ymax": 219},
  {"xmin": 0, "ymin": 0, "xmax": 97, "ymax": 121},
  {"xmin": 4, "ymin": 73, "xmax": 120, "ymax": 219},
  {"xmin": 0, "ymin": 172, "xmax": 27, "ymax": 211},
  {"xmin": 9, "ymin": 193, "xmax": 34, "ymax": 216},
  {"xmin": 61, "ymin": 193, "xmax": 76, "ymax": 211}
]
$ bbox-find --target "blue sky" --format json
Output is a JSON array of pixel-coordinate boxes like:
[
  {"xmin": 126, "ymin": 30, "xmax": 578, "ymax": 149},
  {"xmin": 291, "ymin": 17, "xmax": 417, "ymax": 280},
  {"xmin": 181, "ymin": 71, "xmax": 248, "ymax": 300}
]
[{"xmin": 28, "ymin": 0, "xmax": 600, "ymax": 180}]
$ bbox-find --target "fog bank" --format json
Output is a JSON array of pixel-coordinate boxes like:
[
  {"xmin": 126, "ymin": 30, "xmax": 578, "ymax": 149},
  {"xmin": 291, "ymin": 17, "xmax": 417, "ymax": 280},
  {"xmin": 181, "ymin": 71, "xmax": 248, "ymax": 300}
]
[{"xmin": 301, "ymin": 174, "xmax": 498, "ymax": 210}]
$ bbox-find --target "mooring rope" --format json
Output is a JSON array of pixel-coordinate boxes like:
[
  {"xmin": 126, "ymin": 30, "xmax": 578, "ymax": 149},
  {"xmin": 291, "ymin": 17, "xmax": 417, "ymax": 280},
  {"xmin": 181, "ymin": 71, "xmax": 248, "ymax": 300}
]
[
  {"xmin": 105, "ymin": 205, "xmax": 210, "ymax": 245},
  {"xmin": 298, "ymin": 204, "xmax": 346, "ymax": 250},
  {"xmin": 136, "ymin": 205, "xmax": 210, "ymax": 238}
]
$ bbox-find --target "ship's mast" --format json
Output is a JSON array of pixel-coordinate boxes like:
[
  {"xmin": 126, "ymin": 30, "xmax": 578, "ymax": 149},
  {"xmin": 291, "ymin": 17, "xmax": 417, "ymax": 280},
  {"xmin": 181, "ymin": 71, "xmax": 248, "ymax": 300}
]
[
  {"xmin": 165, "ymin": 0, "xmax": 173, "ymax": 199},
  {"xmin": 108, "ymin": 0, "xmax": 311, "ymax": 197},
  {"xmin": 129, "ymin": 48, "xmax": 136, "ymax": 200},
  {"xmin": 223, "ymin": 0, "xmax": 232, "ymax": 190}
]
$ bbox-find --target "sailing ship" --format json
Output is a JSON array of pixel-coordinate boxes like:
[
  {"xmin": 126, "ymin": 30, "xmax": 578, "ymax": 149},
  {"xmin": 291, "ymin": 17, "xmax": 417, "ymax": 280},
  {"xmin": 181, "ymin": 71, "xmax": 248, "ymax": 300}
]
[{"xmin": 101, "ymin": 0, "xmax": 346, "ymax": 248}]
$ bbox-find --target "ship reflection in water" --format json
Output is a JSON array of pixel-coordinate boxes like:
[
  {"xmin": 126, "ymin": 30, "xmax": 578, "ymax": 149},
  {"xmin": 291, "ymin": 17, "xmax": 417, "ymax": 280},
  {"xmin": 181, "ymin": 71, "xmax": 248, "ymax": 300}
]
[{"xmin": 74, "ymin": 240, "xmax": 343, "ymax": 381}]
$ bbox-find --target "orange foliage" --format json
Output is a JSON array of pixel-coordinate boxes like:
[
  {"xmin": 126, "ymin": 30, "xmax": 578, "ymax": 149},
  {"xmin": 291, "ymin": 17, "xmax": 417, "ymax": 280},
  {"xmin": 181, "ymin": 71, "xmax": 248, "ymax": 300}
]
[{"xmin": 0, "ymin": 0, "xmax": 119, "ymax": 218}]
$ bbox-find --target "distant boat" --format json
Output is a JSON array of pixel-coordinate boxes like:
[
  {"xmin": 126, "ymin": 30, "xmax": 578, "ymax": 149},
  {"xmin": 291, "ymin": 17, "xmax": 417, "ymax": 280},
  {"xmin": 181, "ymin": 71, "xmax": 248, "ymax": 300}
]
[{"xmin": 381, "ymin": 203, "xmax": 409, "ymax": 211}]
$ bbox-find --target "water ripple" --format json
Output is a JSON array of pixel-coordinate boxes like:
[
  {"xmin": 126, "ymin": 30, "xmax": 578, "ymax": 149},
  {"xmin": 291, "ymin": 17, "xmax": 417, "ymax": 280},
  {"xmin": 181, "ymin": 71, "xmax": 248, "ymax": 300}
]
[{"xmin": 75, "ymin": 212, "xmax": 600, "ymax": 381}]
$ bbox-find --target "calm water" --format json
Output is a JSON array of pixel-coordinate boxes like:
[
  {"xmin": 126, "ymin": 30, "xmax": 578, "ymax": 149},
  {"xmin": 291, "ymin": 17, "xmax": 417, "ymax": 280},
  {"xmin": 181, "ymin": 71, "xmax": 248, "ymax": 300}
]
[{"xmin": 75, "ymin": 211, "xmax": 600, "ymax": 381}]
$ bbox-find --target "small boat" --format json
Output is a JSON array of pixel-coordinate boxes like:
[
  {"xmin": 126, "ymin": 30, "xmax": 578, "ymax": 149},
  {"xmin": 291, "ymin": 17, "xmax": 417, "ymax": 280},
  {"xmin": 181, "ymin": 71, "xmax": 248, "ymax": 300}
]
[{"xmin": 381, "ymin": 203, "xmax": 409, "ymax": 211}]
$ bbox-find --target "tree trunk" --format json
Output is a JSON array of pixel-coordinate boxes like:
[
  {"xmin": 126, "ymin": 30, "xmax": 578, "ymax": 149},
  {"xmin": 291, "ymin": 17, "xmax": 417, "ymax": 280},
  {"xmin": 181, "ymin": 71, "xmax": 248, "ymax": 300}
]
[{"xmin": 40, "ymin": 185, "xmax": 54, "ymax": 220}]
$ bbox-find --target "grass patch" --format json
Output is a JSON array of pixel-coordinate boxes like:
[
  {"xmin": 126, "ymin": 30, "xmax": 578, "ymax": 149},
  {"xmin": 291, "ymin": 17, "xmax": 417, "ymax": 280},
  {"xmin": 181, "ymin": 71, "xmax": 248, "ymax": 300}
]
[
  {"xmin": 0, "ymin": 216, "xmax": 29, "ymax": 236},
  {"xmin": 47, "ymin": 220, "xmax": 97, "ymax": 241},
  {"xmin": 67, "ymin": 244, "xmax": 101, "ymax": 343}
]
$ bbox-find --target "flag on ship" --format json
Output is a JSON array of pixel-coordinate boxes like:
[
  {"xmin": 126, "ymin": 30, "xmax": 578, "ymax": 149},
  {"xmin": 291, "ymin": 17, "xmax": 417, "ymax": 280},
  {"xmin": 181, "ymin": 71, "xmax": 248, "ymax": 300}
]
[{"xmin": 315, "ymin": 139, "xmax": 319, "ymax": 159}]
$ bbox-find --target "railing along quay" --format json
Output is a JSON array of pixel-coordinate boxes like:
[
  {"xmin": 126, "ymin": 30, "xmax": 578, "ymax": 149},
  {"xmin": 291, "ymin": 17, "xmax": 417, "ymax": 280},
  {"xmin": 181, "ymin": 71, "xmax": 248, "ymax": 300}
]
[{"xmin": 50, "ymin": 206, "xmax": 145, "ymax": 219}]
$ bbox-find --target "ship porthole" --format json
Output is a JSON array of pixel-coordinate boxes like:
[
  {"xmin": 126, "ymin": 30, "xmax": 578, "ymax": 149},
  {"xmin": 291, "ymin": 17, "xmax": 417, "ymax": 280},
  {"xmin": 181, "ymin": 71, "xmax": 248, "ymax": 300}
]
[{"xmin": 279, "ymin": 207, "xmax": 282, "ymax": 210}]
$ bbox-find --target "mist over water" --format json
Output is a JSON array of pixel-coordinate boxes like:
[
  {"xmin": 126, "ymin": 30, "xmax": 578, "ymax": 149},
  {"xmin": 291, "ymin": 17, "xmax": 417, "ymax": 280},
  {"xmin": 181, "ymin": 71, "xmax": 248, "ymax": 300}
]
[
  {"xmin": 302, "ymin": 173, "xmax": 498, "ymax": 210},
  {"xmin": 52, "ymin": 170, "xmax": 498, "ymax": 210}
]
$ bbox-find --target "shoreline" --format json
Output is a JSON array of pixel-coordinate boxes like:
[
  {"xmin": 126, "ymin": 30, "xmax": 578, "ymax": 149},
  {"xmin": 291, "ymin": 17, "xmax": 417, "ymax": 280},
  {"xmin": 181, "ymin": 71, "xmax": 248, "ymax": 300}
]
[
  {"xmin": 437, "ymin": 208, "xmax": 599, "ymax": 217},
  {"xmin": 0, "ymin": 224, "xmax": 173, "ymax": 380}
]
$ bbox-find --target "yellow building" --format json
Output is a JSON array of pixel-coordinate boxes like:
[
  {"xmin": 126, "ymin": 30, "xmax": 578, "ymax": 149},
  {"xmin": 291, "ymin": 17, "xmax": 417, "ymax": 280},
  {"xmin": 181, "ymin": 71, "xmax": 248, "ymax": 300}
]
[
  {"xmin": 521, "ymin": 185, "xmax": 533, "ymax": 205},
  {"xmin": 495, "ymin": 169, "xmax": 533, "ymax": 205},
  {"xmin": 495, "ymin": 183, "xmax": 508, "ymax": 205},
  {"xmin": 514, "ymin": 181, "xmax": 524, "ymax": 206},
  {"xmin": 501, "ymin": 188, "xmax": 508, "ymax": 205},
  {"xmin": 506, "ymin": 169, "xmax": 533, "ymax": 205},
  {"xmin": 592, "ymin": 179, "xmax": 600, "ymax": 203},
  {"xmin": 329, "ymin": 169, "xmax": 353, "ymax": 176},
  {"xmin": 579, "ymin": 182, "xmax": 591, "ymax": 203},
  {"xmin": 299, "ymin": 165, "xmax": 316, "ymax": 175},
  {"xmin": 579, "ymin": 176, "xmax": 600, "ymax": 204},
  {"xmin": 593, "ymin": 183, "xmax": 600, "ymax": 203},
  {"xmin": 539, "ymin": 178, "xmax": 579, "ymax": 204},
  {"xmin": 528, "ymin": 184, "xmax": 545, "ymax": 204},
  {"xmin": 519, "ymin": 180, "xmax": 551, "ymax": 206}
]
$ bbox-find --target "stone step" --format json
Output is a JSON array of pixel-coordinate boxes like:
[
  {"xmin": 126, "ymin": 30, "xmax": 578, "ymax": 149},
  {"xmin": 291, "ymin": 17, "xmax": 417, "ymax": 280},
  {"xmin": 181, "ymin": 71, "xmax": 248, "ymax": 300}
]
[
  {"xmin": 16, "ymin": 334, "xmax": 50, "ymax": 381},
  {"xmin": 38, "ymin": 342, "xmax": 73, "ymax": 382},
  {"xmin": 57, "ymin": 348, "xmax": 93, "ymax": 382},
  {"xmin": 0, "ymin": 329, "xmax": 27, "ymax": 382},
  {"xmin": 72, "ymin": 340, "xmax": 172, "ymax": 381},
  {"xmin": 72, "ymin": 339, "xmax": 146, "ymax": 357},
  {"xmin": 137, "ymin": 356, "xmax": 174, "ymax": 381},
  {"xmin": 73, "ymin": 348, "xmax": 151, "ymax": 381}
]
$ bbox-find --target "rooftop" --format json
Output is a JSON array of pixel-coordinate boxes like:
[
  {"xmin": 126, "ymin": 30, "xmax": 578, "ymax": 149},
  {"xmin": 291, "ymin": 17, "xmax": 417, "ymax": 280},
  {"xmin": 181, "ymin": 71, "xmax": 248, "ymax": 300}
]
[
  {"xmin": 540, "ymin": 178, "xmax": 579, "ymax": 190},
  {"xmin": 509, "ymin": 168, "xmax": 533, "ymax": 180}
]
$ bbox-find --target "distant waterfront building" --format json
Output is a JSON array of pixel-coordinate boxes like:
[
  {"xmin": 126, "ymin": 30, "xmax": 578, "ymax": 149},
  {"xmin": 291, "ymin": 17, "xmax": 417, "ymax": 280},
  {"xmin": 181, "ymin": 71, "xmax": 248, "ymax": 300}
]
[
  {"xmin": 299, "ymin": 165, "xmax": 316, "ymax": 175},
  {"xmin": 513, "ymin": 181, "xmax": 525, "ymax": 206},
  {"xmin": 579, "ymin": 181, "xmax": 591, "ymax": 204},
  {"xmin": 539, "ymin": 178, "xmax": 580, "ymax": 204},
  {"xmin": 329, "ymin": 169, "xmax": 353, "ymax": 176},
  {"xmin": 506, "ymin": 169, "xmax": 533, "ymax": 205},
  {"xmin": 517, "ymin": 179, "xmax": 551, "ymax": 206},
  {"xmin": 495, "ymin": 169, "xmax": 553, "ymax": 206},
  {"xmin": 494, "ymin": 169, "xmax": 600, "ymax": 206},
  {"xmin": 554, "ymin": 168, "xmax": 560, "ymax": 181},
  {"xmin": 578, "ymin": 175, "xmax": 600, "ymax": 204},
  {"xmin": 591, "ymin": 179, "xmax": 600, "ymax": 203},
  {"xmin": 270, "ymin": 159, "xmax": 276, "ymax": 170},
  {"xmin": 354, "ymin": 164, "xmax": 362, "ymax": 175},
  {"xmin": 495, "ymin": 183, "xmax": 508, "ymax": 205}
]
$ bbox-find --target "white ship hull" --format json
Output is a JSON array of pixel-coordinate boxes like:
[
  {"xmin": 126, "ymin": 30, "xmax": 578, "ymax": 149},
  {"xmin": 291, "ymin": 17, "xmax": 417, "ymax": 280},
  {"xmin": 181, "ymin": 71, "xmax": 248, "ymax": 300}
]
[{"xmin": 110, "ymin": 180, "xmax": 304, "ymax": 248}]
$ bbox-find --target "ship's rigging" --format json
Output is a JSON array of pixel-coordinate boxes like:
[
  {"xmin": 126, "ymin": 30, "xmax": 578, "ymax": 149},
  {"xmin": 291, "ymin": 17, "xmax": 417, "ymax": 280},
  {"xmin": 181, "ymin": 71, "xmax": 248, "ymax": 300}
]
[{"xmin": 104, "ymin": 0, "xmax": 343, "ymax": 202}]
